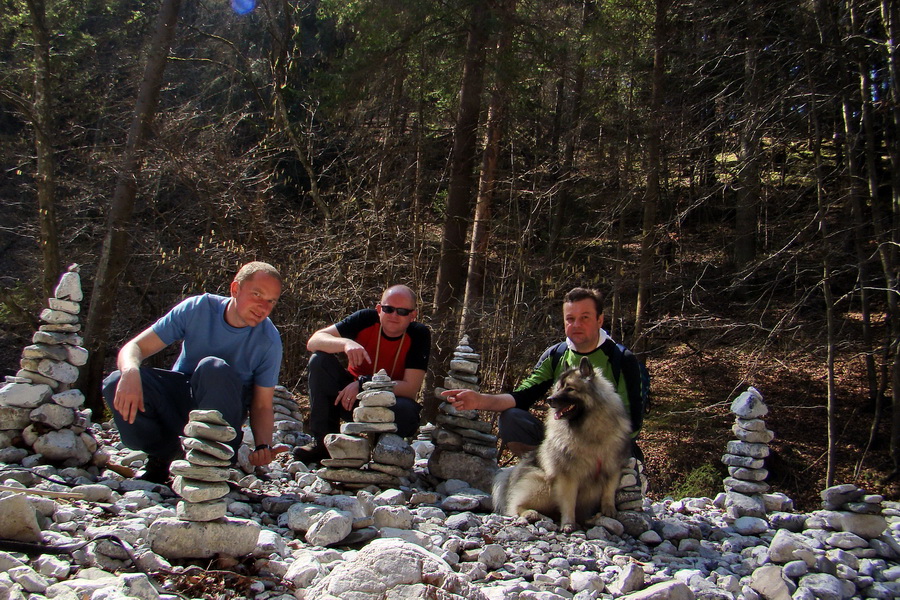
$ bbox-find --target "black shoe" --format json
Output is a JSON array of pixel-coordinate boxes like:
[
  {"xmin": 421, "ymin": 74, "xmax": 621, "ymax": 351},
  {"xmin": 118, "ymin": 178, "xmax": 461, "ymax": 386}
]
[
  {"xmin": 136, "ymin": 456, "xmax": 171, "ymax": 484},
  {"xmin": 292, "ymin": 441, "xmax": 328, "ymax": 464}
]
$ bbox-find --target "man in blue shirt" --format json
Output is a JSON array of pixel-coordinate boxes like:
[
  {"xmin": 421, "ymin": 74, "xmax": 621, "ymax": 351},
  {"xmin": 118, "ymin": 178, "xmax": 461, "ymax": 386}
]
[{"xmin": 102, "ymin": 262, "xmax": 283, "ymax": 483}]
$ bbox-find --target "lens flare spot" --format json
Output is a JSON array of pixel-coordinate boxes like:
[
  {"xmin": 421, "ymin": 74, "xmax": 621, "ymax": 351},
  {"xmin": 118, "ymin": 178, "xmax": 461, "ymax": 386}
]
[{"xmin": 232, "ymin": 0, "xmax": 257, "ymax": 15}]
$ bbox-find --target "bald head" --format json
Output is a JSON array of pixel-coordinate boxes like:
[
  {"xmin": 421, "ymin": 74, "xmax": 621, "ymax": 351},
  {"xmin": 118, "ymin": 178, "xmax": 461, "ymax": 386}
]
[{"xmin": 381, "ymin": 285, "xmax": 416, "ymax": 307}]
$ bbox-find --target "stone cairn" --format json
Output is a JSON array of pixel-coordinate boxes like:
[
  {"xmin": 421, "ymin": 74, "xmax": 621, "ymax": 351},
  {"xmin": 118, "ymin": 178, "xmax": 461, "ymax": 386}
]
[
  {"xmin": 722, "ymin": 386, "xmax": 774, "ymax": 519},
  {"xmin": 616, "ymin": 457, "xmax": 647, "ymax": 512},
  {"xmin": 814, "ymin": 483, "xmax": 891, "ymax": 553},
  {"xmin": 318, "ymin": 369, "xmax": 415, "ymax": 490},
  {"xmin": 271, "ymin": 385, "xmax": 305, "ymax": 447},
  {"xmin": 147, "ymin": 409, "xmax": 261, "ymax": 559},
  {"xmin": 427, "ymin": 336, "xmax": 499, "ymax": 493},
  {"xmin": 0, "ymin": 265, "xmax": 100, "ymax": 467}
]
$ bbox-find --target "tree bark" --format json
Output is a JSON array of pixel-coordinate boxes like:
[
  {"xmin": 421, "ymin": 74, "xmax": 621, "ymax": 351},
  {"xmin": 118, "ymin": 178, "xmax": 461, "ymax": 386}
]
[
  {"xmin": 633, "ymin": 0, "xmax": 668, "ymax": 350},
  {"xmin": 80, "ymin": 0, "xmax": 182, "ymax": 414},
  {"xmin": 459, "ymin": 0, "xmax": 516, "ymax": 342},
  {"xmin": 26, "ymin": 0, "xmax": 60, "ymax": 300},
  {"xmin": 877, "ymin": 0, "xmax": 900, "ymax": 475},
  {"xmin": 433, "ymin": 1, "xmax": 489, "ymax": 316},
  {"xmin": 734, "ymin": 0, "xmax": 762, "ymax": 268}
]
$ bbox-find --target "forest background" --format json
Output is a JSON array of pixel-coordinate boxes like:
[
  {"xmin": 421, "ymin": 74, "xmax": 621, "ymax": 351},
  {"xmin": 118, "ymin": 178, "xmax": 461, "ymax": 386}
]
[{"xmin": 0, "ymin": 0, "xmax": 898, "ymax": 511}]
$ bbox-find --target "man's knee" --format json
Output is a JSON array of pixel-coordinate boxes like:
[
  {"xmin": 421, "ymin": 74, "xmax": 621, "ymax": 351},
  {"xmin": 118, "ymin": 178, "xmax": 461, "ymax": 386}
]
[
  {"xmin": 392, "ymin": 397, "xmax": 421, "ymax": 438},
  {"xmin": 308, "ymin": 352, "xmax": 345, "ymax": 382},
  {"xmin": 102, "ymin": 371, "xmax": 121, "ymax": 408},
  {"xmin": 498, "ymin": 408, "xmax": 543, "ymax": 447}
]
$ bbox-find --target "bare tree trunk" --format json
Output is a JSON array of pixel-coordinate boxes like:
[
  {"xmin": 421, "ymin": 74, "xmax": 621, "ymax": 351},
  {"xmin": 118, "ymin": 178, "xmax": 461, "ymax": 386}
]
[
  {"xmin": 459, "ymin": 0, "xmax": 516, "ymax": 342},
  {"xmin": 80, "ymin": 0, "xmax": 182, "ymax": 414},
  {"xmin": 633, "ymin": 0, "xmax": 668, "ymax": 350},
  {"xmin": 807, "ymin": 59, "xmax": 838, "ymax": 487},
  {"xmin": 433, "ymin": 1, "xmax": 489, "ymax": 316},
  {"xmin": 849, "ymin": 0, "xmax": 878, "ymax": 407},
  {"xmin": 26, "ymin": 0, "xmax": 60, "ymax": 300},
  {"xmin": 734, "ymin": 0, "xmax": 761, "ymax": 268},
  {"xmin": 878, "ymin": 0, "xmax": 900, "ymax": 476},
  {"xmin": 549, "ymin": 1, "xmax": 589, "ymax": 254}
]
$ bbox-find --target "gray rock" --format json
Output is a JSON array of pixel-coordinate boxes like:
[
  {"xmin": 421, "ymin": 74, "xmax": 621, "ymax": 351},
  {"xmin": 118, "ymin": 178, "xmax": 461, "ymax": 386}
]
[
  {"xmin": 183, "ymin": 420, "xmax": 236, "ymax": 443},
  {"xmin": 51, "ymin": 389, "xmax": 85, "ymax": 409},
  {"xmin": 182, "ymin": 436, "xmax": 234, "ymax": 460},
  {"xmin": 170, "ymin": 460, "xmax": 232, "ymax": 482},
  {"xmin": 305, "ymin": 509, "xmax": 352, "ymax": 547},
  {"xmin": 730, "ymin": 387, "xmax": 767, "ymax": 418},
  {"xmin": 171, "ymin": 476, "xmax": 229, "ymax": 502},
  {"xmin": 0, "ymin": 405, "xmax": 33, "ymax": 429},
  {"xmin": 0, "ymin": 382, "xmax": 53, "ymax": 408},
  {"xmin": 324, "ymin": 433, "xmax": 371, "ymax": 460},
  {"xmin": 32, "ymin": 428, "xmax": 91, "ymax": 464},
  {"xmin": 427, "ymin": 447, "xmax": 498, "ymax": 493},
  {"xmin": 372, "ymin": 433, "xmax": 415, "ymax": 468},
  {"xmin": 148, "ymin": 516, "xmax": 260, "ymax": 559},
  {"xmin": 0, "ymin": 494, "xmax": 42, "ymax": 542},
  {"xmin": 352, "ymin": 406, "xmax": 395, "ymax": 423},
  {"xmin": 30, "ymin": 403, "xmax": 76, "ymax": 430},
  {"xmin": 53, "ymin": 271, "xmax": 83, "ymax": 302}
]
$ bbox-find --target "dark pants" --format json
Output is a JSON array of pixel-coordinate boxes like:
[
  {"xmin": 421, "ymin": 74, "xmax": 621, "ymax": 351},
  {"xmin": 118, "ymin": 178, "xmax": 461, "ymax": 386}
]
[
  {"xmin": 102, "ymin": 356, "xmax": 250, "ymax": 462},
  {"xmin": 307, "ymin": 351, "xmax": 421, "ymax": 441},
  {"xmin": 498, "ymin": 407, "xmax": 644, "ymax": 460}
]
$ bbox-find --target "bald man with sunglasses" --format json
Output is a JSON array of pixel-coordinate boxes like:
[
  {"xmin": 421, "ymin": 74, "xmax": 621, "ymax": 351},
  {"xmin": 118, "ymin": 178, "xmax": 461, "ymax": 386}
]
[{"xmin": 294, "ymin": 285, "xmax": 431, "ymax": 464}]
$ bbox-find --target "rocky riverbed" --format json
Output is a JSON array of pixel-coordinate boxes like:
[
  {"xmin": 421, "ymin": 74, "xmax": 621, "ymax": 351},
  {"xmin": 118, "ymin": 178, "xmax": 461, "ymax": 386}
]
[{"xmin": 1, "ymin": 420, "xmax": 899, "ymax": 600}]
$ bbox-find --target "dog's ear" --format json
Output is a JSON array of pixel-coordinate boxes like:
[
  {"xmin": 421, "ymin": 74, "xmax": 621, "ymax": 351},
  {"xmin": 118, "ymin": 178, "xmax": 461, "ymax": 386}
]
[{"xmin": 579, "ymin": 356, "xmax": 594, "ymax": 378}]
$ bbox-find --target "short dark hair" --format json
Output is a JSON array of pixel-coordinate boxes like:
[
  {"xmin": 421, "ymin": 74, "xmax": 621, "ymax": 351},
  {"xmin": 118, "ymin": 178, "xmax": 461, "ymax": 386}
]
[
  {"xmin": 235, "ymin": 261, "xmax": 282, "ymax": 284},
  {"xmin": 563, "ymin": 287, "xmax": 603, "ymax": 316}
]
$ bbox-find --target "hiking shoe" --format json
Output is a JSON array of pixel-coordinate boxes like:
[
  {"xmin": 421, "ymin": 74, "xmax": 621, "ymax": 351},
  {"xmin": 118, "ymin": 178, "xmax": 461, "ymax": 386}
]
[
  {"xmin": 292, "ymin": 441, "xmax": 328, "ymax": 464},
  {"xmin": 136, "ymin": 456, "xmax": 171, "ymax": 484}
]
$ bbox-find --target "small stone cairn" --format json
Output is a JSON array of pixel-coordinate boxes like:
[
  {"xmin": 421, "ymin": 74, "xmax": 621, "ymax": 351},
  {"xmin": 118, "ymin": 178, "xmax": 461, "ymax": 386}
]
[
  {"xmin": 814, "ymin": 483, "xmax": 891, "ymax": 549},
  {"xmin": 147, "ymin": 409, "xmax": 261, "ymax": 559},
  {"xmin": 722, "ymin": 386, "xmax": 774, "ymax": 519},
  {"xmin": 318, "ymin": 369, "xmax": 415, "ymax": 490},
  {"xmin": 0, "ymin": 265, "xmax": 100, "ymax": 467},
  {"xmin": 615, "ymin": 457, "xmax": 647, "ymax": 512},
  {"xmin": 271, "ymin": 385, "xmax": 305, "ymax": 447},
  {"xmin": 427, "ymin": 336, "xmax": 499, "ymax": 493}
]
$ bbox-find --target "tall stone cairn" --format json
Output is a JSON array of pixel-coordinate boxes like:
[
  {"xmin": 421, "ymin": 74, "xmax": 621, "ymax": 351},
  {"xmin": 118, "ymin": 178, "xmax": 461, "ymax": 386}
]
[
  {"xmin": 0, "ymin": 265, "xmax": 100, "ymax": 467},
  {"xmin": 319, "ymin": 369, "xmax": 416, "ymax": 490},
  {"xmin": 147, "ymin": 409, "xmax": 261, "ymax": 559},
  {"xmin": 172, "ymin": 409, "xmax": 236, "ymax": 521},
  {"xmin": 722, "ymin": 386, "xmax": 774, "ymax": 519},
  {"xmin": 427, "ymin": 335, "xmax": 499, "ymax": 493}
]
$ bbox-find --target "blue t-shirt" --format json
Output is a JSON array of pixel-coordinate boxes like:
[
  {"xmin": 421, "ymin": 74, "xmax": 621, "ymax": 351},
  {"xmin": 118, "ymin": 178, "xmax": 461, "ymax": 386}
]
[{"xmin": 151, "ymin": 294, "xmax": 282, "ymax": 388}]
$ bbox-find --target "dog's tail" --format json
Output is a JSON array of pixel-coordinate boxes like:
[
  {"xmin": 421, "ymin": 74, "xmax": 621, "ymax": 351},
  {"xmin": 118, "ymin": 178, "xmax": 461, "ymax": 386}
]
[{"xmin": 492, "ymin": 467, "xmax": 514, "ymax": 514}]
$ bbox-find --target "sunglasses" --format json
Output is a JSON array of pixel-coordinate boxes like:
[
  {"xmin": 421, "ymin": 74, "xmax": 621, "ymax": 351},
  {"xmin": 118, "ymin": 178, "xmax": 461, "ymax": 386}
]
[{"xmin": 380, "ymin": 305, "xmax": 415, "ymax": 316}]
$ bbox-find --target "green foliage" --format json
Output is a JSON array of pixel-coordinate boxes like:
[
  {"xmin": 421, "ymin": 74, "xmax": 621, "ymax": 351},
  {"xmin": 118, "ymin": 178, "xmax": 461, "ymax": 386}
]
[{"xmin": 669, "ymin": 464, "xmax": 723, "ymax": 501}]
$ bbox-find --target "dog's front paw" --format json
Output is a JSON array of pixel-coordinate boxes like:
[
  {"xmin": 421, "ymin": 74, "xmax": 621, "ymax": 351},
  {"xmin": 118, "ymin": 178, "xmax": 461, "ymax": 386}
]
[
  {"xmin": 518, "ymin": 509, "xmax": 543, "ymax": 524},
  {"xmin": 560, "ymin": 521, "xmax": 578, "ymax": 534}
]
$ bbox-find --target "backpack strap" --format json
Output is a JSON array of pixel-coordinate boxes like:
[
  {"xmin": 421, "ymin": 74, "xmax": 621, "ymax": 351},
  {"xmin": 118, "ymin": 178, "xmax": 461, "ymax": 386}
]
[{"xmin": 548, "ymin": 341, "xmax": 569, "ymax": 378}]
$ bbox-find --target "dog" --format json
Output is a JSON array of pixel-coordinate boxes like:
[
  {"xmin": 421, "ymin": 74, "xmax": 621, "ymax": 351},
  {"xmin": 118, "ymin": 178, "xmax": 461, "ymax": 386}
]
[{"xmin": 493, "ymin": 356, "xmax": 632, "ymax": 532}]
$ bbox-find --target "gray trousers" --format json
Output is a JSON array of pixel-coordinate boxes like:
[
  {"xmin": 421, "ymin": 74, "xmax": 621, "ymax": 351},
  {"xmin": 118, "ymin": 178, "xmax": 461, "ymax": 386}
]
[{"xmin": 102, "ymin": 356, "xmax": 250, "ymax": 462}]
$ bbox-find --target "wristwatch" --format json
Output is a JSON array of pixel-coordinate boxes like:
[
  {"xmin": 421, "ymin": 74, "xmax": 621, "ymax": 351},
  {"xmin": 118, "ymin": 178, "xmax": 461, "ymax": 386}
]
[{"xmin": 255, "ymin": 444, "xmax": 270, "ymax": 451}]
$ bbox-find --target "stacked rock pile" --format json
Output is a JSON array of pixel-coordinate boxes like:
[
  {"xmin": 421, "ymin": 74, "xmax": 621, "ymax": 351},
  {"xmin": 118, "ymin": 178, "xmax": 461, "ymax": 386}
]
[
  {"xmin": 0, "ymin": 265, "xmax": 99, "ymax": 467},
  {"xmin": 428, "ymin": 336, "xmax": 498, "ymax": 493},
  {"xmin": 319, "ymin": 370, "xmax": 415, "ymax": 490},
  {"xmin": 615, "ymin": 457, "xmax": 647, "ymax": 512},
  {"xmin": 147, "ymin": 409, "xmax": 261, "ymax": 559},
  {"xmin": 722, "ymin": 386, "xmax": 773, "ymax": 520},
  {"xmin": 171, "ymin": 410, "xmax": 235, "ymax": 521},
  {"xmin": 271, "ymin": 385, "xmax": 305, "ymax": 447}
]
